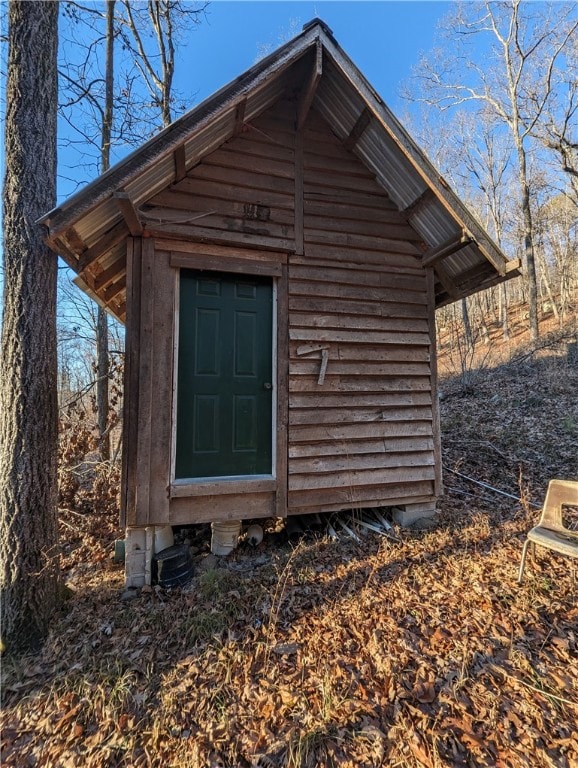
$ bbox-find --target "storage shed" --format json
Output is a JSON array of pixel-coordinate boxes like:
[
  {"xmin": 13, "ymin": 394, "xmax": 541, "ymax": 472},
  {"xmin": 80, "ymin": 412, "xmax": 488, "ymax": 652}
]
[{"xmin": 41, "ymin": 20, "xmax": 519, "ymax": 582}]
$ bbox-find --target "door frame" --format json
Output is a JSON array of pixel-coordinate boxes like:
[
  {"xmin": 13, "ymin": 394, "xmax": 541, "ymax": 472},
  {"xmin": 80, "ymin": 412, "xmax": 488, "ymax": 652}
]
[{"xmin": 168, "ymin": 249, "xmax": 288, "ymax": 514}]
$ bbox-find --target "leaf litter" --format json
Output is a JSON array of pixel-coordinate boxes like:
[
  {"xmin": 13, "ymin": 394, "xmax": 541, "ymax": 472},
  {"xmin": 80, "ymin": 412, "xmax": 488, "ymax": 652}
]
[{"xmin": 1, "ymin": 333, "xmax": 578, "ymax": 767}]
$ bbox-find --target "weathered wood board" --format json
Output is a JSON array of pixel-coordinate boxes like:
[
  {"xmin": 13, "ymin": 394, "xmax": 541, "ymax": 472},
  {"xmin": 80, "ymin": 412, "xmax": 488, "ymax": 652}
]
[{"xmin": 123, "ymin": 98, "xmax": 439, "ymax": 526}]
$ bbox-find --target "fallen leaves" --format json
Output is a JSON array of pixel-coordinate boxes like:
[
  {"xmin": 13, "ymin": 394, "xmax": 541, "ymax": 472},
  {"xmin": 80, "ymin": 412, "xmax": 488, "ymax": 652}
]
[
  {"xmin": 2, "ymin": 349, "xmax": 578, "ymax": 767},
  {"xmin": 413, "ymin": 680, "xmax": 437, "ymax": 705},
  {"xmin": 1, "ymin": 518, "xmax": 577, "ymax": 767}
]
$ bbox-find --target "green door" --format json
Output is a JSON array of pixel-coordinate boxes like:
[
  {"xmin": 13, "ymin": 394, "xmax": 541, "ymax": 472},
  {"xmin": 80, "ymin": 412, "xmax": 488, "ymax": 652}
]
[{"xmin": 175, "ymin": 270, "xmax": 273, "ymax": 479}]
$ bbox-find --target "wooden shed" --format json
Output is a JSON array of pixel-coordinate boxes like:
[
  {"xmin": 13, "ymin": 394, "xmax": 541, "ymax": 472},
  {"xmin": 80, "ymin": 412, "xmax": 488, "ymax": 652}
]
[{"xmin": 41, "ymin": 20, "xmax": 519, "ymax": 578}]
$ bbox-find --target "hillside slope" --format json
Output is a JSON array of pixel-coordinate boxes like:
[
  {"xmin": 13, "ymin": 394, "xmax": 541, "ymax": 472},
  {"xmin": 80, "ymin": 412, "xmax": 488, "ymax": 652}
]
[{"xmin": 1, "ymin": 314, "xmax": 577, "ymax": 768}]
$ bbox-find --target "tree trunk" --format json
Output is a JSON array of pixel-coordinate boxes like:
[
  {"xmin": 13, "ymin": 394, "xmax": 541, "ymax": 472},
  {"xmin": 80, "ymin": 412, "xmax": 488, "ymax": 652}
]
[
  {"xmin": 475, "ymin": 294, "xmax": 490, "ymax": 345},
  {"xmin": 96, "ymin": 0, "xmax": 115, "ymax": 463},
  {"xmin": 536, "ymin": 248, "xmax": 560, "ymax": 323},
  {"xmin": 500, "ymin": 283, "xmax": 510, "ymax": 340},
  {"xmin": 96, "ymin": 307, "xmax": 110, "ymax": 461},
  {"xmin": 516, "ymin": 144, "xmax": 539, "ymax": 341},
  {"xmin": 0, "ymin": 0, "xmax": 60, "ymax": 653},
  {"xmin": 461, "ymin": 297, "xmax": 474, "ymax": 351}
]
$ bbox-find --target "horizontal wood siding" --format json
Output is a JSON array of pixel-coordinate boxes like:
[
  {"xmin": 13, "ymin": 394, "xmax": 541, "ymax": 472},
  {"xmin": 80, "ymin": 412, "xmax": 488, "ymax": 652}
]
[
  {"xmin": 144, "ymin": 102, "xmax": 295, "ymax": 251},
  {"xmin": 287, "ymin": 110, "xmax": 435, "ymax": 514},
  {"xmin": 127, "ymin": 100, "xmax": 437, "ymax": 525},
  {"xmin": 135, "ymin": 100, "xmax": 296, "ymax": 525},
  {"xmin": 170, "ymin": 492, "xmax": 275, "ymax": 525}
]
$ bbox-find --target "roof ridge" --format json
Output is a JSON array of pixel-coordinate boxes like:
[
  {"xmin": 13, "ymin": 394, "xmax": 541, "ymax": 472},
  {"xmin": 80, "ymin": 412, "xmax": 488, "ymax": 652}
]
[{"xmin": 302, "ymin": 18, "xmax": 335, "ymax": 40}]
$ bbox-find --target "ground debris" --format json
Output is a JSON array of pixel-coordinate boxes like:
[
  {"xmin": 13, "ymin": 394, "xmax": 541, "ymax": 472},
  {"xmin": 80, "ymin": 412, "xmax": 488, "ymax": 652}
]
[{"xmin": 2, "ymin": 332, "xmax": 577, "ymax": 768}]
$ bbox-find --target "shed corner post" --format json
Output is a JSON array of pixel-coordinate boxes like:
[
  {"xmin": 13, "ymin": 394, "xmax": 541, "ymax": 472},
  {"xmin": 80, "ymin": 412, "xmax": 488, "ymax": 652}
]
[
  {"xmin": 122, "ymin": 235, "xmax": 152, "ymax": 590},
  {"xmin": 121, "ymin": 236, "xmax": 143, "ymax": 531},
  {"xmin": 275, "ymin": 262, "xmax": 290, "ymax": 518},
  {"xmin": 426, "ymin": 266, "xmax": 443, "ymax": 499}
]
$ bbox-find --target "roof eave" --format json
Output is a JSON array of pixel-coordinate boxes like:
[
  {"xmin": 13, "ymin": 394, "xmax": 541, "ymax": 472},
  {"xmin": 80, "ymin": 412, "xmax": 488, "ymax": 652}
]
[
  {"xmin": 39, "ymin": 22, "xmax": 323, "ymax": 238},
  {"xmin": 435, "ymin": 264, "xmax": 521, "ymax": 309},
  {"xmin": 41, "ymin": 18, "xmax": 519, "ymax": 316},
  {"xmin": 318, "ymin": 35, "xmax": 511, "ymax": 279}
]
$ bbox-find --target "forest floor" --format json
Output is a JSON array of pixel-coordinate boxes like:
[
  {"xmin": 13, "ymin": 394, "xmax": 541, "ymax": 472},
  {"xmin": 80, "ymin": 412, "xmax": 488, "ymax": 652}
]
[{"xmin": 2, "ymin": 311, "xmax": 578, "ymax": 768}]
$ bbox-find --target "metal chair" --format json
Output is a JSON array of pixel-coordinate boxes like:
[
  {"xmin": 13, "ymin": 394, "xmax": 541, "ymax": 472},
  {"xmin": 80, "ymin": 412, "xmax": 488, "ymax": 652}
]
[{"xmin": 518, "ymin": 479, "xmax": 578, "ymax": 584}]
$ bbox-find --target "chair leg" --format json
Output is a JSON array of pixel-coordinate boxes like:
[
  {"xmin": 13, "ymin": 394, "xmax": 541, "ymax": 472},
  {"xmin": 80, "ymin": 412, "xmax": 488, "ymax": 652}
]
[{"xmin": 518, "ymin": 539, "xmax": 531, "ymax": 584}]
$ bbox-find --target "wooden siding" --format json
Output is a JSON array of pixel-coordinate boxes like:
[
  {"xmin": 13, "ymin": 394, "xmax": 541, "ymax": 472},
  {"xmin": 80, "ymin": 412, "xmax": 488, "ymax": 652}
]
[
  {"xmin": 143, "ymin": 103, "xmax": 296, "ymax": 253},
  {"xmin": 125, "ymin": 242, "xmax": 176, "ymax": 526},
  {"xmin": 123, "ymin": 102, "xmax": 296, "ymax": 526},
  {"xmin": 170, "ymin": 492, "xmax": 276, "ymax": 526},
  {"xmin": 120, "ymin": 238, "xmax": 140, "ymax": 527},
  {"xmin": 287, "ymin": 110, "xmax": 435, "ymax": 513},
  {"xmin": 124, "ymin": 98, "xmax": 438, "ymax": 526}
]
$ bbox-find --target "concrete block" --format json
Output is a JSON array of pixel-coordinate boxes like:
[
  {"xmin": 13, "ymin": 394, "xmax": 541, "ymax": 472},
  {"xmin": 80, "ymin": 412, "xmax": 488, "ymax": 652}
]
[
  {"xmin": 125, "ymin": 527, "xmax": 152, "ymax": 588},
  {"xmin": 392, "ymin": 502, "xmax": 437, "ymax": 527},
  {"xmin": 124, "ymin": 525, "xmax": 176, "ymax": 588}
]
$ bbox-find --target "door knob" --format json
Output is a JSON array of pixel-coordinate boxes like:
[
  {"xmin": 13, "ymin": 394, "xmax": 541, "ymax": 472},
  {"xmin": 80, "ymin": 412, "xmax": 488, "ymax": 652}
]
[{"xmin": 263, "ymin": 382, "xmax": 272, "ymax": 390}]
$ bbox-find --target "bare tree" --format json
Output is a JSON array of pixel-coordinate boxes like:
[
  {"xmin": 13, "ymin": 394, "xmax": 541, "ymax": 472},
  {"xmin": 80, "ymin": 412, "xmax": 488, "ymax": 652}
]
[
  {"xmin": 117, "ymin": 0, "xmax": 208, "ymax": 128},
  {"xmin": 96, "ymin": 0, "xmax": 115, "ymax": 462},
  {"xmin": 59, "ymin": 1, "xmax": 117, "ymax": 461},
  {"xmin": 58, "ymin": 1, "xmax": 209, "ymax": 463},
  {"xmin": 59, "ymin": 2, "xmax": 142, "ymax": 176},
  {"xmin": 534, "ymin": 191, "xmax": 578, "ymax": 321},
  {"xmin": 95, "ymin": 0, "xmax": 209, "ymax": 457},
  {"xmin": 533, "ymin": 33, "xmax": 578, "ymax": 205},
  {"xmin": 407, "ymin": 0, "xmax": 578, "ymax": 340},
  {"xmin": 461, "ymin": 298, "xmax": 474, "ymax": 351},
  {"xmin": 458, "ymin": 116, "xmax": 516, "ymax": 339},
  {"xmin": 0, "ymin": 1, "xmax": 60, "ymax": 652},
  {"xmin": 539, "ymin": 93, "xmax": 578, "ymax": 183}
]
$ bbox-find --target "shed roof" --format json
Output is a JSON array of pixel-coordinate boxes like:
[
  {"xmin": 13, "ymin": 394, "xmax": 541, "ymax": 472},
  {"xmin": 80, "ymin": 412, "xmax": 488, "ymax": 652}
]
[{"xmin": 40, "ymin": 18, "xmax": 519, "ymax": 323}]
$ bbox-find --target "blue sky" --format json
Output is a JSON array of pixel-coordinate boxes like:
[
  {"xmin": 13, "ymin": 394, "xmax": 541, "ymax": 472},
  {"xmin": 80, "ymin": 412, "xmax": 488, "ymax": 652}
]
[
  {"xmin": 0, "ymin": 1, "xmax": 454, "ymax": 324},
  {"xmin": 56, "ymin": 0, "xmax": 454, "ymax": 199},
  {"xmin": 182, "ymin": 1, "xmax": 453, "ymax": 110}
]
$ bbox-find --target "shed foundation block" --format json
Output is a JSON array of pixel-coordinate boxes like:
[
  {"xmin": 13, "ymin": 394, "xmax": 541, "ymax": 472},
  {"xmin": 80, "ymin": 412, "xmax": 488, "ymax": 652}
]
[
  {"xmin": 392, "ymin": 502, "xmax": 437, "ymax": 527},
  {"xmin": 124, "ymin": 525, "xmax": 174, "ymax": 588}
]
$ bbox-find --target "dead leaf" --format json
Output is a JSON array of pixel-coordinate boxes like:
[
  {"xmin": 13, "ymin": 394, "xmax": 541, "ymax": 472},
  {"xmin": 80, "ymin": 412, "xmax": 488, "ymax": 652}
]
[
  {"xmin": 54, "ymin": 703, "xmax": 82, "ymax": 732},
  {"xmin": 409, "ymin": 734, "xmax": 434, "ymax": 767},
  {"xmin": 413, "ymin": 681, "xmax": 436, "ymax": 704},
  {"xmin": 117, "ymin": 713, "xmax": 129, "ymax": 731},
  {"xmin": 551, "ymin": 636, "xmax": 569, "ymax": 650}
]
